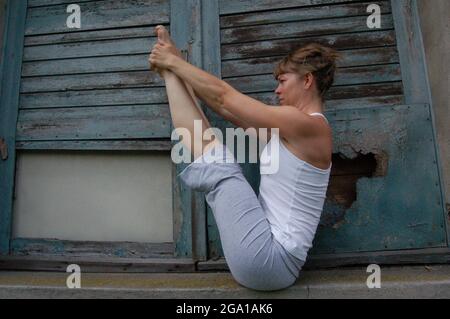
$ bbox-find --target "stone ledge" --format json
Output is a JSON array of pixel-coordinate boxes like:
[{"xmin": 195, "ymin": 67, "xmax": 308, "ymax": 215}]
[{"xmin": 1, "ymin": 264, "xmax": 450, "ymax": 298}]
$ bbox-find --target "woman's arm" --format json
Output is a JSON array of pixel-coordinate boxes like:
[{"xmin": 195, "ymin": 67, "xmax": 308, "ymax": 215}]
[
  {"xmin": 167, "ymin": 56, "xmax": 227, "ymax": 116},
  {"xmin": 150, "ymin": 45, "xmax": 318, "ymax": 139},
  {"xmin": 166, "ymin": 56, "xmax": 316, "ymax": 139},
  {"xmin": 151, "ymin": 43, "xmax": 261, "ymax": 124},
  {"xmin": 181, "ymin": 73, "xmax": 260, "ymax": 134}
]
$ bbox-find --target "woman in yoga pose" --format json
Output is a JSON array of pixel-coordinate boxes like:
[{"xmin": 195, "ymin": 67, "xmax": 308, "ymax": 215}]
[{"xmin": 149, "ymin": 26, "xmax": 339, "ymax": 291}]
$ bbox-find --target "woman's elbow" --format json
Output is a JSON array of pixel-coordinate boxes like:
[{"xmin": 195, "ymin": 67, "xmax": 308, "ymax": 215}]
[
  {"xmin": 219, "ymin": 85, "xmax": 237, "ymax": 113},
  {"xmin": 215, "ymin": 90, "xmax": 226, "ymax": 110},
  {"xmin": 205, "ymin": 86, "xmax": 227, "ymax": 113}
]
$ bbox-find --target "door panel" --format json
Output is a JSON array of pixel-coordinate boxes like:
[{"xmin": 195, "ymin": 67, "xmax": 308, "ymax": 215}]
[{"xmin": 207, "ymin": 0, "xmax": 447, "ymax": 258}]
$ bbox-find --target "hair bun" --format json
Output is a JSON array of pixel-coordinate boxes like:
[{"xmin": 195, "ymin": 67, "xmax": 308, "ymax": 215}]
[{"xmin": 274, "ymin": 43, "xmax": 341, "ymax": 99}]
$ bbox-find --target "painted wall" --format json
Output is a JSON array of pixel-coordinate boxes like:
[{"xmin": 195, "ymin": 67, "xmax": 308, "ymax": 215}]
[
  {"xmin": 12, "ymin": 152, "xmax": 173, "ymax": 243},
  {"xmin": 417, "ymin": 0, "xmax": 450, "ymax": 208}
]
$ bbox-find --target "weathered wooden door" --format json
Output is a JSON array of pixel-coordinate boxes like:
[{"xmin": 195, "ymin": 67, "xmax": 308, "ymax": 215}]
[
  {"xmin": 0, "ymin": 0, "xmax": 203, "ymax": 267},
  {"xmin": 199, "ymin": 0, "xmax": 449, "ymax": 261},
  {"xmin": 1, "ymin": 0, "xmax": 448, "ymax": 268}
]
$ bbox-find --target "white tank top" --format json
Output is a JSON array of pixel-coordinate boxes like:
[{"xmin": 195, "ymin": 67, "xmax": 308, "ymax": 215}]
[{"xmin": 258, "ymin": 113, "xmax": 331, "ymax": 261}]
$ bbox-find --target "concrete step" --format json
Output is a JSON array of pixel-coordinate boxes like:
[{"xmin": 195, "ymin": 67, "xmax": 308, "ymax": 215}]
[{"xmin": 1, "ymin": 264, "xmax": 450, "ymax": 298}]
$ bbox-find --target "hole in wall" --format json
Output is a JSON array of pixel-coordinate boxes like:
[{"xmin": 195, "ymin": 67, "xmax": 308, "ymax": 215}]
[
  {"xmin": 327, "ymin": 152, "xmax": 378, "ymax": 209},
  {"xmin": 320, "ymin": 151, "xmax": 387, "ymax": 229}
]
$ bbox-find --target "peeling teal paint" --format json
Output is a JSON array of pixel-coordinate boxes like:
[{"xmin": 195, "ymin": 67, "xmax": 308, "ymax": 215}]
[
  {"xmin": 0, "ymin": 0, "xmax": 27, "ymax": 255},
  {"xmin": 311, "ymin": 104, "xmax": 447, "ymax": 255}
]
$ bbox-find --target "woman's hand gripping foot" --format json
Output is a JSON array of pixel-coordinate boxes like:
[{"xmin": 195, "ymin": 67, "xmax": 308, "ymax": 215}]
[{"xmin": 149, "ymin": 25, "xmax": 184, "ymax": 76}]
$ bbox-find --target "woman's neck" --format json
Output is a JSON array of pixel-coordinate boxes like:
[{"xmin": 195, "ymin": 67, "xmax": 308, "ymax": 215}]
[{"xmin": 294, "ymin": 94, "xmax": 324, "ymax": 115}]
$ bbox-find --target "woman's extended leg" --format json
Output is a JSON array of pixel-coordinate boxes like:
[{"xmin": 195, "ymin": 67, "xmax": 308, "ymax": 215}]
[
  {"xmin": 154, "ymin": 26, "xmax": 258, "ymax": 158},
  {"xmin": 162, "ymin": 70, "xmax": 219, "ymax": 160},
  {"xmin": 154, "ymin": 26, "xmax": 218, "ymax": 161}
]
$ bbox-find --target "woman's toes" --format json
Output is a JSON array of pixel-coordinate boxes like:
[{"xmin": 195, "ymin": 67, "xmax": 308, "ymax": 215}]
[
  {"xmin": 154, "ymin": 26, "xmax": 183, "ymax": 59},
  {"xmin": 156, "ymin": 25, "xmax": 172, "ymax": 44}
]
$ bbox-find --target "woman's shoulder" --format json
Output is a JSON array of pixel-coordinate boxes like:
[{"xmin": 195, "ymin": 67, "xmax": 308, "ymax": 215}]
[{"xmin": 282, "ymin": 125, "xmax": 332, "ymax": 170}]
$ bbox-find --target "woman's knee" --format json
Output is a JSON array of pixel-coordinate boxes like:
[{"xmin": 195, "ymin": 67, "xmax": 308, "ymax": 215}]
[
  {"xmin": 178, "ymin": 161, "xmax": 242, "ymax": 192},
  {"xmin": 233, "ymin": 272, "xmax": 297, "ymax": 291},
  {"xmin": 230, "ymin": 262, "xmax": 298, "ymax": 292}
]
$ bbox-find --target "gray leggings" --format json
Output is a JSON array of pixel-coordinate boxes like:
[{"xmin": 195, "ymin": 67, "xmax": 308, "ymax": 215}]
[{"xmin": 178, "ymin": 143, "xmax": 304, "ymax": 291}]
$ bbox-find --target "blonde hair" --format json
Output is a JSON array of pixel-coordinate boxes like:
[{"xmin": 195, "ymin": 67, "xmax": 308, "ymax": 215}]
[{"xmin": 274, "ymin": 43, "xmax": 341, "ymax": 99}]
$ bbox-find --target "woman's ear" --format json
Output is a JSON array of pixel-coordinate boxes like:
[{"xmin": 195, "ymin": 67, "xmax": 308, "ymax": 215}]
[{"xmin": 304, "ymin": 72, "xmax": 314, "ymax": 90}]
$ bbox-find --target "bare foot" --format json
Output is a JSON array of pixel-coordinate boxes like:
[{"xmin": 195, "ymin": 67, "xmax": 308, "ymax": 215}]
[{"xmin": 155, "ymin": 25, "xmax": 183, "ymax": 59}]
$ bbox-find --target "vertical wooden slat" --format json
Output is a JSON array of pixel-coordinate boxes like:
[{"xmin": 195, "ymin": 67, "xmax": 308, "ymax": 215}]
[
  {"xmin": 189, "ymin": 0, "xmax": 208, "ymax": 262},
  {"xmin": 201, "ymin": 0, "xmax": 224, "ymax": 259},
  {"xmin": 391, "ymin": 0, "xmax": 431, "ymax": 105},
  {"xmin": 0, "ymin": 0, "xmax": 28, "ymax": 255},
  {"xmin": 170, "ymin": 0, "xmax": 207, "ymax": 260},
  {"xmin": 391, "ymin": 0, "xmax": 449, "ymax": 245}
]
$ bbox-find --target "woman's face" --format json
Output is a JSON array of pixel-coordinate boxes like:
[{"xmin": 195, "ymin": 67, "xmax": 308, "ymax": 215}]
[{"xmin": 275, "ymin": 72, "xmax": 309, "ymax": 106}]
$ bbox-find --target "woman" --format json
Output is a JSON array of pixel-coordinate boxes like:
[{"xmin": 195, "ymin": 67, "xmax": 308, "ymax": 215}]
[{"xmin": 149, "ymin": 26, "xmax": 339, "ymax": 291}]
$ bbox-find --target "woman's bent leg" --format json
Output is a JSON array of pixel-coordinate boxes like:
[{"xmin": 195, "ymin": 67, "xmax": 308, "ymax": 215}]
[{"xmin": 178, "ymin": 143, "xmax": 304, "ymax": 291}]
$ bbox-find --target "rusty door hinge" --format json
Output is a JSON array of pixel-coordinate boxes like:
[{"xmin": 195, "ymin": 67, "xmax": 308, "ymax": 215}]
[{"xmin": 0, "ymin": 138, "xmax": 8, "ymax": 160}]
